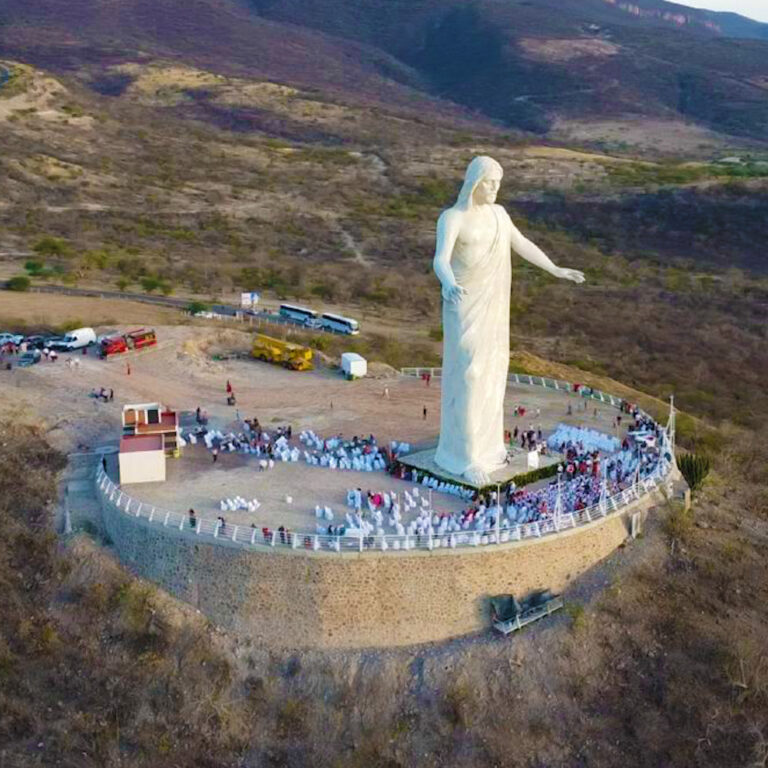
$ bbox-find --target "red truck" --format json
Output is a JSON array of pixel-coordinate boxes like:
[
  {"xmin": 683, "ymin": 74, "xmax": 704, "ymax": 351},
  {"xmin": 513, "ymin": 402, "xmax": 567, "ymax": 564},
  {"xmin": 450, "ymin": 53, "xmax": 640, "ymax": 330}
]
[
  {"xmin": 126, "ymin": 328, "xmax": 157, "ymax": 350},
  {"xmin": 100, "ymin": 335, "xmax": 128, "ymax": 357},
  {"xmin": 100, "ymin": 329, "xmax": 157, "ymax": 358}
]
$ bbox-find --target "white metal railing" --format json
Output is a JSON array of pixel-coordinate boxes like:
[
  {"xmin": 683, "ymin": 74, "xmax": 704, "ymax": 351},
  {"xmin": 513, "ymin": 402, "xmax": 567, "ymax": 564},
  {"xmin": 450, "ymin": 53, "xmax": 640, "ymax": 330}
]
[
  {"xmin": 96, "ymin": 461, "xmax": 670, "ymax": 556},
  {"xmin": 95, "ymin": 372, "xmax": 672, "ymax": 556},
  {"xmin": 401, "ymin": 369, "xmax": 628, "ymax": 410}
]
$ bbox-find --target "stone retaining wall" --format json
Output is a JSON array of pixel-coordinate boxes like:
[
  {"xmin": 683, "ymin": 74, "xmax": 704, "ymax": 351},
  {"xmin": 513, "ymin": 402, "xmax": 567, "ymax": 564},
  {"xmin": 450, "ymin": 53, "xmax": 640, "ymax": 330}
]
[{"xmin": 101, "ymin": 489, "xmax": 658, "ymax": 648}]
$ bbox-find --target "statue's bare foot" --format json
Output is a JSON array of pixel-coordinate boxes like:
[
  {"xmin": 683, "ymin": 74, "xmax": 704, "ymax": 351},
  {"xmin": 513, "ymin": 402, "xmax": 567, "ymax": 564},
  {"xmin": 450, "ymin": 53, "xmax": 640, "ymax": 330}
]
[{"xmin": 464, "ymin": 466, "xmax": 490, "ymax": 486}]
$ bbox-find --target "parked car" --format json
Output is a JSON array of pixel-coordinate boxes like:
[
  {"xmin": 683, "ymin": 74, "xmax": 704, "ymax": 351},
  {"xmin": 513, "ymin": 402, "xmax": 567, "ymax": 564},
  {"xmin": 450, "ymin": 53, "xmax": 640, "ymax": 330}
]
[
  {"xmin": 0, "ymin": 332, "xmax": 24, "ymax": 346},
  {"xmin": 17, "ymin": 349, "xmax": 42, "ymax": 367},
  {"xmin": 23, "ymin": 335, "xmax": 47, "ymax": 349},
  {"xmin": 41, "ymin": 335, "xmax": 65, "ymax": 349},
  {"xmin": 49, "ymin": 327, "xmax": 97, "ymax": 351},
  {"xmin": 24, "ymin": 335, "xmax": 61, "ymax": 349}
]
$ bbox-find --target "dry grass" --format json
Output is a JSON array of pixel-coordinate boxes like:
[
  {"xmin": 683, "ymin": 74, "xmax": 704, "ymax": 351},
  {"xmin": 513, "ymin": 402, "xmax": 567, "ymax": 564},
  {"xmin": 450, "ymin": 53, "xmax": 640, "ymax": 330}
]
[
  {"xmin": 0, "ymin": 292, "xmax": 180, "ymax": 330},
  {"xmin": 2, "ymin": 416, "xmax": 768, "ymax": 766},
  {"xmin": 0, "ymin": 50, "xmax": 767, "ymax": 767}
]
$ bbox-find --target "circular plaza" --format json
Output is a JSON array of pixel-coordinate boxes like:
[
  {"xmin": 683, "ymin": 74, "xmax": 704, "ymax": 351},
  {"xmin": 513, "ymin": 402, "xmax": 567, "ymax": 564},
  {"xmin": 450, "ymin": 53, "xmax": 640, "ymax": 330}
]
[{"xmin": 100, "ymin": 372, "xmax": 673, "ymax": 553}]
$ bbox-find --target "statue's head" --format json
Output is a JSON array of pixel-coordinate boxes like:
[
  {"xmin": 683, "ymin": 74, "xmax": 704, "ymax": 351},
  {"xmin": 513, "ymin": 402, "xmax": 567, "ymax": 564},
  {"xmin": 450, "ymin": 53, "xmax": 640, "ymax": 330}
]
[{"xmin": 455, "ymin": 156, "xmax": 503, "ymax": 210}]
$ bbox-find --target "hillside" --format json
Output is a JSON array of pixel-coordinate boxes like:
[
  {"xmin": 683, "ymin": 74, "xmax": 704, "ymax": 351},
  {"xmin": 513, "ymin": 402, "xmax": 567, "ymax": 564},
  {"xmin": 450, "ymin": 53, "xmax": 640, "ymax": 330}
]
[
  {"xmin": 247, "ymin": 0, "xmax": 768, "ymax": 139},
  {"xmin": 2, "ymin": 0, "xmax": 768, "ymax": 143},
  {"xmin": 2, "ymin": 360, "xmax": 768, "ymax": 767},
  {"xmin": 1, "ymin": 5, "xmax": 768, "ymax": 765},
  {"xmin": 0, "ymin": 0, "xmax": 475, "ymax": 124},
  {"xmin": 1, "ymin": 59, "xmax": 767, "ymax": 431}
]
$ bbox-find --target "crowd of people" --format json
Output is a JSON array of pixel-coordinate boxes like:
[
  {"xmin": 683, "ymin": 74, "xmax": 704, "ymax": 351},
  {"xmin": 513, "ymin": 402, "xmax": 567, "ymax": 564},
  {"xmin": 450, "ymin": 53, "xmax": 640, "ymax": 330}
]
[
  {"xmin": 89, "ymin": 387, "xmax": 114, "ymax": 402},
  {"xmin": 298, "ymin": 430, "xmax": 392, "ymax": 472},
  {"xmin": 178, "ymin": 391, "xmax": 669, "ymax": 549},
  {"xmin": 547, "ymin": 423, "xmax": 620, "ymax": 455},
  {"xmin": 1, "ymin": 340, "xmax": 61, "ymax": 361},
  {"xmin": 184, "ymin": 419, "xmax": 296, "ymax": 463}
]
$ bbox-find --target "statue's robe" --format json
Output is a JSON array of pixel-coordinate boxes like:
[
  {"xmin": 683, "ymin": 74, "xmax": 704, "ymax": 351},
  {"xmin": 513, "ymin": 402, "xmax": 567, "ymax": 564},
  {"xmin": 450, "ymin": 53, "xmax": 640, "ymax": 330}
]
[{"xmin": 435, "ymin": 205, "xmax": 512, "ymax": 478}]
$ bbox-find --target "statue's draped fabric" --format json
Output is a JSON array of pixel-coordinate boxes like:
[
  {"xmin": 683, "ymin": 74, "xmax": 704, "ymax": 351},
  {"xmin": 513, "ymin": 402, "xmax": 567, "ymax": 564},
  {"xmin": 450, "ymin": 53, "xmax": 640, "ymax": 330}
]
[{"xmin": 435, "ymin": 207, "xmax": 510, "ymax": 476}]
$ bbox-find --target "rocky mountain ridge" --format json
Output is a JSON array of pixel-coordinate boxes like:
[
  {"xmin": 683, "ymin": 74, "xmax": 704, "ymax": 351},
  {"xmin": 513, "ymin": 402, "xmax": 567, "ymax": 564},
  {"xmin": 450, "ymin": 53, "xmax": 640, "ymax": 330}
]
[{"xmin": 2, "ymin": 0, "xmax": 768, "ymax": 141}]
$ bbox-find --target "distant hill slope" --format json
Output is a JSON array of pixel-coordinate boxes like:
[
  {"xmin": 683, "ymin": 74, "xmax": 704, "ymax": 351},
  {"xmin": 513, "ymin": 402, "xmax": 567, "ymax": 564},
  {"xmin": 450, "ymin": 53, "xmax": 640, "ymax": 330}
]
[
  {"xmin": 0, "ymin": 0, "xmax": 473, "ymax": 123},
  {"xmin": 1, "ymin": 0, "xmax": 767, "ymax": 140},
  {"xmin": 248, "ymin": 0, "xmax": 768, "ymax": 138}
]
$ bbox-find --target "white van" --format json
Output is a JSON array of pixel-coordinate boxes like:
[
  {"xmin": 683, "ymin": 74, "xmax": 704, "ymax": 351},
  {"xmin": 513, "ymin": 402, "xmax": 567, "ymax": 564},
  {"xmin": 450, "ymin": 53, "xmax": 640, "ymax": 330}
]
[
  {"xmin": 52, "ymin": 327, "xmax": 97, "ymax": 351},
  {"xmin": 341, "ymin": 352, "xmax": 367, "ymax": 379}
]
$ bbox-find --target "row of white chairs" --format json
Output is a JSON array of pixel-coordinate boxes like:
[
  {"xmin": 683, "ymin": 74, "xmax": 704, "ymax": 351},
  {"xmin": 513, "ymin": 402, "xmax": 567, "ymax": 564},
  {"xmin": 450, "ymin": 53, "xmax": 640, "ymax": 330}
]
[{"xmin": 220, "ymin": 496, "xmax": 260, "ymax": 513}]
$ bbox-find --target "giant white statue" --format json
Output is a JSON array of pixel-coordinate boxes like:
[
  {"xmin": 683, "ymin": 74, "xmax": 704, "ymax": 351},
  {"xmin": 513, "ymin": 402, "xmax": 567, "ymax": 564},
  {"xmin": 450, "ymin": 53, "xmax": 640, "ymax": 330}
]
[{"xmin": 433, "ymin": 156, "xmax": 585, "ymax": 486}]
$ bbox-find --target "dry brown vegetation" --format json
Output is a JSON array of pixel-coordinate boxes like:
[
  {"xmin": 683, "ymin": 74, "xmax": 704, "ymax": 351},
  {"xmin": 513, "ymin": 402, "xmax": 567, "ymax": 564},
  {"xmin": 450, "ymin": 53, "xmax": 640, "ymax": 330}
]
[
  {"xmin": 2, "ymin": 416, "xmax": 768, "ymax": 766},
  {"xmin": 1, "ymin": 61, "xmax": 767, "ymax": 433},
  {"xmin": 2, "ymin": 52, "xmax": 768, "ymax": 767}
]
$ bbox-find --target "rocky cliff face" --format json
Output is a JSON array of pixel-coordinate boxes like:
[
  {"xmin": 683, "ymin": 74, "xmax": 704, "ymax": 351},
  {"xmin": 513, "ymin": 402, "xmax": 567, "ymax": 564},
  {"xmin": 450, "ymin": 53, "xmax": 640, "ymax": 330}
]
[{"xmin": 601, "ymin": 0, "xmax": 721, "ymax": 33}]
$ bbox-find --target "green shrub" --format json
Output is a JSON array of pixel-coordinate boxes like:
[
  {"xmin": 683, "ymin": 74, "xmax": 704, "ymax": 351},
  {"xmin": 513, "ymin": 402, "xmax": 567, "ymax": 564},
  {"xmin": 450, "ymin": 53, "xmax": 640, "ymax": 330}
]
[
  {"xmin": 140, "ymin": 276, "xmax": 162, "ymax": 293},
  {"xmin": 187, "ymin": 301, "xmax": 209, "ymax": 315},
  {"xmin": 564, "ymin": 602, "xmax": 586, "ymax": 631},
  {"xmin": 32, "ymin": 236, "xmax": 71, "ymax": 258},
  {"xmin": 509, "ymin": 463, "xmax": 560, "ymax": 488},
  {"xmin": 678, "ymin": 453, "xmax": 712, "ymax": 492},
  {"xmin": 7, "ymin": 276, "xmax": 30, "ymax": 292},
  {"xmin": 663, "ymin": 501, "xmax": 694, "ymax": 542},
  {"xmin": 24, "ymin": 260, "xmax": 45, "ymax": 276},
  {"xmin": 81, "ymin": 249, "xmax": 110, "ymax": 270}
]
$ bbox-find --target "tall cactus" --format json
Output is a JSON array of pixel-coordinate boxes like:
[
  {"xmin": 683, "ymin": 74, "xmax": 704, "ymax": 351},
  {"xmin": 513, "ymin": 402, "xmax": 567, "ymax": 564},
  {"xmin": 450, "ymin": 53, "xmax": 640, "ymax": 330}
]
[{"xmin": 678, "ymin": 453, "xmax": 712, "ymax": 492}]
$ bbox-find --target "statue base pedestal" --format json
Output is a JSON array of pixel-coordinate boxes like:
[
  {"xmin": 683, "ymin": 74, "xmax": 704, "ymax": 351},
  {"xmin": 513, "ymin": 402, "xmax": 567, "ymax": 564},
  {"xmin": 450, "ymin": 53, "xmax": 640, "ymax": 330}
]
[{"xmin": 397, "ymin": 446, "xmax": 560, "ymax": 491}]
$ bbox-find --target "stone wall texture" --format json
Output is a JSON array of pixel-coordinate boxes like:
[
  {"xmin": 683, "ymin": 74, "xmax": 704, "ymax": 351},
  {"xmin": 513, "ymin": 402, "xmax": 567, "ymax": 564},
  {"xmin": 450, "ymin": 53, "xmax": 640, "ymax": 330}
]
[{"xmin": 100, "ymin": 490, "xmax": 659, "ymax": 648}]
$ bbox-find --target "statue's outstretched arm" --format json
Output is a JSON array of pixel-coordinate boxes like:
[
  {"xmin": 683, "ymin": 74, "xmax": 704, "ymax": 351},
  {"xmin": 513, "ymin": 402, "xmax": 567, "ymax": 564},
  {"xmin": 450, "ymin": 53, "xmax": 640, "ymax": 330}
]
[
  {"xmin": 510, "ymin": 221, "xmax": 585, "ymax": 284},
  {"xmin": 433, "ymin": 210, "xmax": 467, "ymax": 303}
]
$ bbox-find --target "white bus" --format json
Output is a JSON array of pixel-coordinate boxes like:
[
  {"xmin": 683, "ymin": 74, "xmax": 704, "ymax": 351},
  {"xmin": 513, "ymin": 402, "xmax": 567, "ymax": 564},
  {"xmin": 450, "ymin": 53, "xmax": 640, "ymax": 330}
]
[
  {"xmin": 279, "ymin": 304, "xmax": 319, "ymax": 326},
  {"xmin": 320, "ymin": 312, "xmax": 360, "ymax": 335}
]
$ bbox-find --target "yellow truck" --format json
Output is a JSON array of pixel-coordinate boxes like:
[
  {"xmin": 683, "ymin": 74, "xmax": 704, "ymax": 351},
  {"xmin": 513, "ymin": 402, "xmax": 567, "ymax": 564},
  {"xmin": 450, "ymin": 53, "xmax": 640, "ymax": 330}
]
[{"xmin": 252, "ymin": 333, "xmax": 314, "ymax": 371}]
